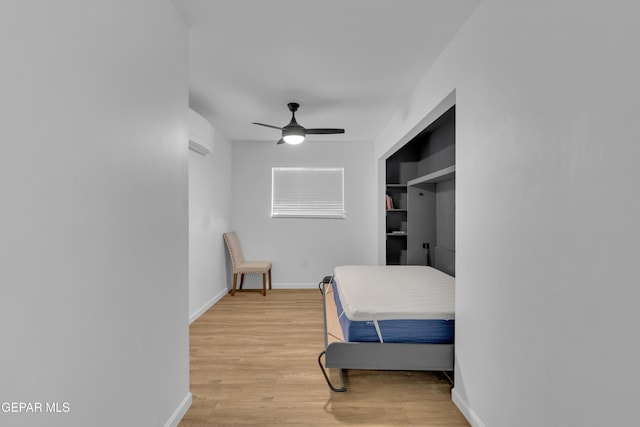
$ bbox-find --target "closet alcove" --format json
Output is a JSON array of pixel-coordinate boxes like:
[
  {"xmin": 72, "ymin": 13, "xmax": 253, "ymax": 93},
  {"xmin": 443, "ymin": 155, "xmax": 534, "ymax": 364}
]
[{"xmin": 385, "ymin": 106, "xmax": 455, "ymax": 276}]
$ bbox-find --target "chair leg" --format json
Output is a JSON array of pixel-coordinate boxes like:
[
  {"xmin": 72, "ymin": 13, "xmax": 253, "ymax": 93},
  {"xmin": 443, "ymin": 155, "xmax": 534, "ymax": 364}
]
[
  {"xmin": 239, "ymin": 274, "xmax": 245, "ymax": 290},
  {"xmin": 231, "ymin": 273, "xmax": 238, "ymax": 296},
  {"xmin": 262, "ymin": 273, "xmax": 267, "ymax": 296},
  {"xmin": 268, "ymin": 269, "xmax": 272, "ymax": 290}
]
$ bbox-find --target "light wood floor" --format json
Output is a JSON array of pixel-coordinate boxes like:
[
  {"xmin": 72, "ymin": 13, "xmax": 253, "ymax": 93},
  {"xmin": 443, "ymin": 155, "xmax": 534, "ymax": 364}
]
[{"xmin": 179, "ymin": 289, "xmax": 469, "ymax": 426}]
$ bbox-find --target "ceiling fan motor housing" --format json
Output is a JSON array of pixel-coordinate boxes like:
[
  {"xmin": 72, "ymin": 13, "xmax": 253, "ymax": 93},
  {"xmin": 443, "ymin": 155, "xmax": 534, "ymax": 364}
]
[{"xmin": 283, "ymin": 119, "xmax": 305, "ymax": 138}]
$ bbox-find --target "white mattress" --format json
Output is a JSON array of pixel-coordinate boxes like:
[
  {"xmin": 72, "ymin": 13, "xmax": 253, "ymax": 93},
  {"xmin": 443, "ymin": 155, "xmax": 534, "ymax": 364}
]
[{"xmin": 333, "ymin": 265, "xmax": 455, "ymax": 321}]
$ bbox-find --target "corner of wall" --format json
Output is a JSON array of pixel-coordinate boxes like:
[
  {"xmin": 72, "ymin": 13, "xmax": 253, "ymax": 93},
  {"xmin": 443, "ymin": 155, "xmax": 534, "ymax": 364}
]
[
  {"xmin": 452, "ymin": 387, "xmax": 486, "ymax": 427},
  {"xmin": 164, "ymin": 392, "xmax": 192, "ymax": 427}
]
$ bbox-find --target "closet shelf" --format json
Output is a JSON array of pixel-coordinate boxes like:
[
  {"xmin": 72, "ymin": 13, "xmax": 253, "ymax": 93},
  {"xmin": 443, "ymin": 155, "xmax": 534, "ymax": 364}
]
[{"xmin": 407, "ymin": 165, "xmax": 456, "ymax": 188}]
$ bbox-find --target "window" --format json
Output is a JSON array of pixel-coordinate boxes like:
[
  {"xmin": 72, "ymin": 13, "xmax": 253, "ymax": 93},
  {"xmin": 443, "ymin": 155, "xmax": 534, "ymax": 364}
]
[{"xmin": 271, "ymin": 167, "xmax": 345, "ymax": 218}]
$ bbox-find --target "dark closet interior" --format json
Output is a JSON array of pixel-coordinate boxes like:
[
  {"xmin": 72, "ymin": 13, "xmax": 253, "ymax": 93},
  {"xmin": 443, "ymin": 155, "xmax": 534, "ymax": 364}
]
[{"xmin": 385, "ymin": 106, "xmax": 455, "ymax": 276}]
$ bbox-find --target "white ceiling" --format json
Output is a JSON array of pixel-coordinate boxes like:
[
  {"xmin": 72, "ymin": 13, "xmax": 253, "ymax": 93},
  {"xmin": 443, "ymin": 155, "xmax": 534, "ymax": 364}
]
[{"xmin": 173, "ymin": 0, "xmax": 480, "ymax": 143}]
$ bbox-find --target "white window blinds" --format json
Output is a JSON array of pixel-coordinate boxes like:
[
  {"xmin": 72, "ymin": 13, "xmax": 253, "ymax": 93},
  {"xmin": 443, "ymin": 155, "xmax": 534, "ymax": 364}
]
[{"xmin": 271, "ymin": 167, "xmax": 345, "ymax": 218}]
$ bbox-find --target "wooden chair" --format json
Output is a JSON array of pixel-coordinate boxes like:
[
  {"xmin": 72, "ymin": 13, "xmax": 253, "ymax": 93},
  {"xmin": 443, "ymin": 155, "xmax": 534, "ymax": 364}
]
[{"xmin": 223, "ymin": 231, "xmax": 272, "ymax": 296}]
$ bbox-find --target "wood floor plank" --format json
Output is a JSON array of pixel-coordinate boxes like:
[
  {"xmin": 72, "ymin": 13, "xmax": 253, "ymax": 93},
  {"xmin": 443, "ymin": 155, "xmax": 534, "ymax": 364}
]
[{"xmin": 179, "ymin": 289, "xmax": 469, "ymax": 426}]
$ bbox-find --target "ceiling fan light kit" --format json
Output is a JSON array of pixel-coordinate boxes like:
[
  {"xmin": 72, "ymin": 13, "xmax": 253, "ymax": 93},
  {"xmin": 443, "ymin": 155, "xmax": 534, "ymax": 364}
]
[
  {"xmin": 282, "ymin": 133, "xmax": 305, "ymax": 145},
  {"xmin": 252, "ymin": 102, "xmax": 345, "ymax": 145}
]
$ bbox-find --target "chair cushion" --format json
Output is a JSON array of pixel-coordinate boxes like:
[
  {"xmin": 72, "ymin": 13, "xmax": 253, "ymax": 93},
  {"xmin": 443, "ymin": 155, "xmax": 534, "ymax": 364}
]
[{"xmin": 236, "ymin": 261, "xmax": 272, "ymax": 273}]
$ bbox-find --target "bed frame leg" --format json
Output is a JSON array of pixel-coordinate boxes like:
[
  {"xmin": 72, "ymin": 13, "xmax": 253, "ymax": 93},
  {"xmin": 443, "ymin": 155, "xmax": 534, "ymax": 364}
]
[
  {"xmin": 337, "ymin": 367, "xmax": 345, "ymax": 390},
  {"xmin": 318, "ymin": 351, "xmax": 347, "ymax": 392}
]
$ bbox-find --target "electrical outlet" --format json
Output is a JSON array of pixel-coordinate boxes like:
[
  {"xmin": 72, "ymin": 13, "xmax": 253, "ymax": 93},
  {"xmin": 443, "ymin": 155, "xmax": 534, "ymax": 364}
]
[{"xmin": 302, "ymin": 258, "xmax": 308, "ymax": 267}]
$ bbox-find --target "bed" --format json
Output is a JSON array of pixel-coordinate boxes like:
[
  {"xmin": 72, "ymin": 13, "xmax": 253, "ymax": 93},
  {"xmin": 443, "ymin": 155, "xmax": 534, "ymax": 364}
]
[{"xmin": 318, "ymin": 265, "xmax": 455, "ymax": 392}]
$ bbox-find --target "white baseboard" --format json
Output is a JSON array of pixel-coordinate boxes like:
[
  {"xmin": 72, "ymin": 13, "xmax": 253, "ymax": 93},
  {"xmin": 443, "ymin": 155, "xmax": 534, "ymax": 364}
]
[
  {"xmin": 452, "ymin": 387, "xmax": 486, "ymax": 427},
  {"xmin": 228, "ymin": 282, "xmax": 318, "ymax": 290},
  {"xmin": 164, "ymin": 392, "xmax": 192, "ymax": 427},
  {"xmin": 189, "ymin": 288, "xmax": 228, "ymax": 324},
  {"xmin": 273, "ymin": 282, "xmax": 317, "ymax": 289}
]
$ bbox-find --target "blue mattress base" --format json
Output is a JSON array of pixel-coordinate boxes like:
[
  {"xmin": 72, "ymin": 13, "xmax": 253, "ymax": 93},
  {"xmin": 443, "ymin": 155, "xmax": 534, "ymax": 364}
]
[{"xmin": 333, "ymin": 280, "xmax": 454, "ymax": 344}]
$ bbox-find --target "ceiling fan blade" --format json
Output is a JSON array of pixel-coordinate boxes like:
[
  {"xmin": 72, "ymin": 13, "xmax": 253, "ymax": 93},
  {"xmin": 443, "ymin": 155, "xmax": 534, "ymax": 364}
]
[
  {"xmin": 252, "ymin": 122, "xmax": 282, "ymax": 130},
  {"xmin": 305, "ymin": 128, "xmax": 345, "ymax": 135},
  {"xmin": 276, "ymin": 138, "xmax": 285, "ymax": 145}
]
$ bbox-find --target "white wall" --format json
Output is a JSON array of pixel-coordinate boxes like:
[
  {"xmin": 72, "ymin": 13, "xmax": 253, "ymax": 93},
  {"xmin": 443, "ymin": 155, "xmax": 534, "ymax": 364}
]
[
  {"xmin": 0, "ymin": 2, "xmax": 190, "ymax": 426},
  {"xmin": 189, "ymin": 127, "xmax": 233, "ymax": 322},
  {"xmin": 231, "ymin": 141, "xmax": 377, "ymax": 287},
  {"xmin": 375, "ymin": 1, "xmax": 640, "ymax": 426}
]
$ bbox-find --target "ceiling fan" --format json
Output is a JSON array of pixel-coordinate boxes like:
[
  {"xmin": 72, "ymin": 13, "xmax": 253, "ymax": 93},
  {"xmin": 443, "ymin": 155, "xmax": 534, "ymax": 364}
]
[{"xmin": 252, "ymin": 102, "xmax": 345, "ymax": 145}]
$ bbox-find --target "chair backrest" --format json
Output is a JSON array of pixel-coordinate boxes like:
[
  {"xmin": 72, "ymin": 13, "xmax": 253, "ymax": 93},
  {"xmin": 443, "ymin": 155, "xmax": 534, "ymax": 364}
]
[{"xmin": 223, "ymin": 231, "xmax": 245, "ymax": 271}]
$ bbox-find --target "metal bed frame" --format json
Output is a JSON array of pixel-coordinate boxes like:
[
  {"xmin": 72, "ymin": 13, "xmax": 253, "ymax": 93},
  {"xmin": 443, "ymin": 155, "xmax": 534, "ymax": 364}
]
[{"xmin": 317, "ymin": 276, "xmax": 454, "ymax": 392}]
